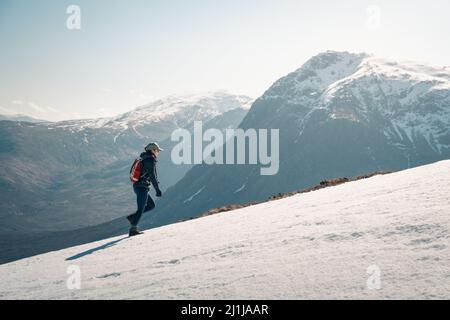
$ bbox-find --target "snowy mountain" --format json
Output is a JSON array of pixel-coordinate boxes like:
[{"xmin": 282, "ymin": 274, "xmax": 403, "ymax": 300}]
[
  {"xmin": 141, "ymin": 51, "xmax": 450, "ymax": 230},
  {"xmin": 48, "ymin": 91, "xmax": 252, "ymax": 142},
  {"xmin": 1, "ymin": 160, "xmax": 449, "ymax": 299},
  {"xmin": 264, "ymin": 51, "xmax": 450, "ymax": 154},
  {"xmin": 107, "ymin": 91, "xmax": 252, "ymax": 128},
  {"xmin": 0, "ymin": 92, "xmax": 252, "ymax": 234}
]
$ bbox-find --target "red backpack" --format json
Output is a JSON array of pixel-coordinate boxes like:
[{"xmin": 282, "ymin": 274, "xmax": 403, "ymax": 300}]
[{"xmin": 129, "ymin": 158, "xmax": 143, "ymax": 184}]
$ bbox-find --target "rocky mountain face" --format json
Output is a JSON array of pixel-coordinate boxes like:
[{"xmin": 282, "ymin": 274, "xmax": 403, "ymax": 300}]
[
  {"xmin": 0, "ymin": 92, "xmax": 252, "ymax": 233},
  {"xmin": 139, "ymin": 51, "xmax": 450, "ymax": 230}
]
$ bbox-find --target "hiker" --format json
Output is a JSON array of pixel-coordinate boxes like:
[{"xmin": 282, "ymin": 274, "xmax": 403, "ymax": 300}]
[{"xmin": 127, "ymin": 142, "xmax": 163, "ymax": 236}]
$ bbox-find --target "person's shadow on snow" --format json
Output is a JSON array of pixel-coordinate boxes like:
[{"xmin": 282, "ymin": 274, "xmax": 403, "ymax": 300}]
[{"xmin": 65, "ymin": 237, "xmax": 128, "ymax": 261}]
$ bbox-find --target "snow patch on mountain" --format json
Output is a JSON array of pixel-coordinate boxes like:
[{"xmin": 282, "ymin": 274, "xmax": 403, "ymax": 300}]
[
  {"xmin": 234, "ymin": 183, "xmax": 246, "ymax": 193},
  {"xmin": 184, "ymin": 186, "xmax": 206, "ymax": 203}
]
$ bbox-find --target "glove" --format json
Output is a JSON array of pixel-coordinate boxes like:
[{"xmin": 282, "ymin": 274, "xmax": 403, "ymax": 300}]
[{"xmin": 156, "ymin": 189, "xmax": 162, "ymax": 197}]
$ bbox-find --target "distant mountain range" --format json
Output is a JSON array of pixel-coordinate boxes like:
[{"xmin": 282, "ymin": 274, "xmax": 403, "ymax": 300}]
[
  {"xmin": 0, "ymin": 91, "xmax": 252, "ymax": 234},
  {"xmin": 2, "ymin": 51, "xmax": 450, "ymax": 265},
  {"xmin": 0, "ymin": 114, "xmax": 48, "ymax": 123}
]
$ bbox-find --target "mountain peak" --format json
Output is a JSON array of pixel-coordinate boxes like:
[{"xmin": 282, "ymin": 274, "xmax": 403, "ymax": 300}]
[
  {"xmin": 263, "ymin": 51, "xmax": 450, "ymax": 106},
  {"xmin": 118, "ymin": 91, "xmax": 253, "ymax": 127},
  {"xmin": 262, "ymin": 51, "xmax": 370, "ymax": 101},
  {"xmin": 302, "ymin": 50, "xmax": 370, "ymax": 71}
]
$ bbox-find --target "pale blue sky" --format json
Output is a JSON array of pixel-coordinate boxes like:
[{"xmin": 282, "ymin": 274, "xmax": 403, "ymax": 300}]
[{"xmin": 1, "ymin": 0, "xmax": 450, "ymax": 121}]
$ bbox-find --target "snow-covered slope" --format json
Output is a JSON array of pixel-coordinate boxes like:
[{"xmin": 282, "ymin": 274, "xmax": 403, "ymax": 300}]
[{"xmin": 1, "ymin": 160, "xmax": 449, "ymax": 299}]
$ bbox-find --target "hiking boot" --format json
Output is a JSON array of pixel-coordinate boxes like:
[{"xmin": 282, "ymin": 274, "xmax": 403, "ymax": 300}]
[{"xmin": 129, "ymin": 226, "xmax": 144, "ymax": 237}]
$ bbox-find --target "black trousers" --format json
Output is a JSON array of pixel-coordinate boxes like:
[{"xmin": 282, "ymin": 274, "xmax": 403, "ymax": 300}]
[{"xmin": 130, "ymin": 184, "xmax": 155, "ymax": 226}]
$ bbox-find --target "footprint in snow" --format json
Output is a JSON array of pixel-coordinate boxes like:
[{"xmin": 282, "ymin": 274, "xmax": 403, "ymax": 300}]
[
  {"xmin": 96, "ymin": 272, "xmax": 121, "ymax": 279},
  {"xmin": 158, "ymin": 259, "xmax": 181, "ymax": 265}
]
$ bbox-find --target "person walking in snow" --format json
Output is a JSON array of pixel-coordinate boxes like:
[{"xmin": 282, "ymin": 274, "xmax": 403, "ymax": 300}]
[{"xmin": 127, "ymin": 142, "xmax": 163, "ymax": 237}]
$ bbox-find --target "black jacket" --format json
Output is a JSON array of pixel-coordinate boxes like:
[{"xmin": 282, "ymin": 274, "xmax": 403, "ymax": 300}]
[{"xmin": 135, "ymin": 151, "xmax": 160, "ymax": 190}]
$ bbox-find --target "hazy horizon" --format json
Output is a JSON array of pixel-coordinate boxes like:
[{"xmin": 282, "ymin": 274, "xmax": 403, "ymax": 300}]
[{"xmin": 1, "ymin": 0, "xmax": 450, "ymax": 121}]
